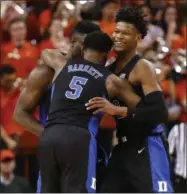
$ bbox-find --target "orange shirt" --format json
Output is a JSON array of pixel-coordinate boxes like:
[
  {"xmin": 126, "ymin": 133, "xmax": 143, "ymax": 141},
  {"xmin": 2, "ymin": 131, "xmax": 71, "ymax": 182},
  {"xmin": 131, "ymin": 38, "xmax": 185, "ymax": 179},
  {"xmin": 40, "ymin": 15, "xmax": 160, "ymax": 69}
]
[
  {"xmin": 1, "ymin": 89, "xmax": 24, "ymax": 136},
  {"xmin": 161, "ymin": 79, "xmax": 171, "ymax": 97},
  {"xmin": 170, "ymin": 26, "xmax": 186, "ymax": 51},
  {"xmin": 176, "ymin": 79, "xmax": 186, "ymax": 122},
  {"xmin": 1, "ymin": 41, "xmax": 39, "ymax": 78},
  {"xmin": 100, "ymin": 20, "xmax": 116, "ymax": 37}
]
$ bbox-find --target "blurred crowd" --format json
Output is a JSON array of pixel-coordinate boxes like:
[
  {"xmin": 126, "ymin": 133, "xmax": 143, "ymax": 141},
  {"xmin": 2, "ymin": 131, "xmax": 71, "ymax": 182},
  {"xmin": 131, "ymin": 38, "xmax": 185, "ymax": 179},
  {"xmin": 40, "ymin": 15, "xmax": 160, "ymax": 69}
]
[{"xmin": 0, "ymin": 0, "xmax": 186, "ymax": 192}]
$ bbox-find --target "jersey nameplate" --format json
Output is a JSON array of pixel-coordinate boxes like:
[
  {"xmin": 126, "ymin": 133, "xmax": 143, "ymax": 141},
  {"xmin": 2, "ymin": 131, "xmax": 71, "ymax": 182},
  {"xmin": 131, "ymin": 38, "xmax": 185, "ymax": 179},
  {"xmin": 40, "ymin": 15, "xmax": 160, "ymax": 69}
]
[{"xmin": 68, "ymin": 64, "xmax": 103, "ymax": 79}]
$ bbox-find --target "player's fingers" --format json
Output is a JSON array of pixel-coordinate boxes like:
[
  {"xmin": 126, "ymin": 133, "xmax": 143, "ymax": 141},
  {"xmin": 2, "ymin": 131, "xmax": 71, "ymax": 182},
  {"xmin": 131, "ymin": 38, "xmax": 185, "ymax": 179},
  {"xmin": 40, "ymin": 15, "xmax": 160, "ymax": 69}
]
[
  {"xmin": 93, "ymin": 108, "xmax": 103, "ymax": 114},
  {"xmin": 86, "ymin": 103, "xmax": 104, "ymax": 110},
  {"xmin": 88, "ymin": 97, "xmax": 105, "ymax": 102},
  {"xmin": 85, "ymin": 100, "xmax": 104, "ymax": 107}
]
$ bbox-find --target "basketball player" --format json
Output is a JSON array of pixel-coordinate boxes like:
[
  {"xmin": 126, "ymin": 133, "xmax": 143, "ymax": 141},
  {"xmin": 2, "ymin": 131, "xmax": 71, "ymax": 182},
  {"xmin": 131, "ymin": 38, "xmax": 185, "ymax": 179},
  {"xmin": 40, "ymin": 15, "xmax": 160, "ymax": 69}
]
[
  {"xmin": 86, "ymin": 7, "xmax": 173, "ymax": 193},
  {"xmin": 14, "ymin": 20, "xmax": 101, "ymax": 136},
  {"xmin": 13, "ymin": 20, "xmax": 101, "ymax": 193}
]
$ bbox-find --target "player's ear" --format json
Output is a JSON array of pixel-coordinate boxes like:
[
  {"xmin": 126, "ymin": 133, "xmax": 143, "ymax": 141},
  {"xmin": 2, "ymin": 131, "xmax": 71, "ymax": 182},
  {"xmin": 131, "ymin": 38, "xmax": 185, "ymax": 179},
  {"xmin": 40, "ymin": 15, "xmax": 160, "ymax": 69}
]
[{"xmin": 137, "ymin": 33, "xmax": 141, "ymax": 41}]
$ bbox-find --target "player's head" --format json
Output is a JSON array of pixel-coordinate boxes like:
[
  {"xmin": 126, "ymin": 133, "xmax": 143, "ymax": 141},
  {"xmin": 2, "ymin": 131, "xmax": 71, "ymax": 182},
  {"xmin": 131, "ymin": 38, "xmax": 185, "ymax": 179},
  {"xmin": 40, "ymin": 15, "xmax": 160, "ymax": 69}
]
[
  {"xmin": 71, "ymin": 21, "xmax": 100, "ymax": 48},
  {"xmin": 83, "ymin": 31, "xmax": 113, "ymax": 63},
  {"xmin": 112, "ymin": 6, "xmax": 147, "ymax": 53},
  {"xmin": 70, "ymin": 21, "xmax": 100, "ymax": 58}
]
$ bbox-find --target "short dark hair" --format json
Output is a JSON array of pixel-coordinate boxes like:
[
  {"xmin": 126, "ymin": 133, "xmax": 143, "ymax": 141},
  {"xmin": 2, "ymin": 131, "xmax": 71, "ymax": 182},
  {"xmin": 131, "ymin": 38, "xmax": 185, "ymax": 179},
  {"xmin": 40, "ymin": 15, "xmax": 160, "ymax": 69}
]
[
  {"xmin": 0, "ymin": 65, "xmax": 16, "ymax": 77},
  {"xmin": 73, "ymin": 20, "xmax": 100, "ymax": 34},
  {"xmin": 101, "ymin": 0, "xmax": 118, "ymax": 9},
  {"xmin": 8, "ymin": 18, "xmax": 26, "ymax": 29},
  {"xmin": 84, "ymin": 31, "xmax": 113, "ymax": 53},
  {"xmin": 115, "ymin": 6, "xmax": 148, "ymax": 38}
]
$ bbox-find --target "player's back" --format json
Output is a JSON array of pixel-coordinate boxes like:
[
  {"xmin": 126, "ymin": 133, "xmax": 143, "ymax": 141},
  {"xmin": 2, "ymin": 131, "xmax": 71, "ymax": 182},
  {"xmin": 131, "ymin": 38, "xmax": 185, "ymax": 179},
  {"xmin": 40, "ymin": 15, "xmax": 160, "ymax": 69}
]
[{"xmin": 46, "ymin": 58, "xmax": 110, "ymax": 129}]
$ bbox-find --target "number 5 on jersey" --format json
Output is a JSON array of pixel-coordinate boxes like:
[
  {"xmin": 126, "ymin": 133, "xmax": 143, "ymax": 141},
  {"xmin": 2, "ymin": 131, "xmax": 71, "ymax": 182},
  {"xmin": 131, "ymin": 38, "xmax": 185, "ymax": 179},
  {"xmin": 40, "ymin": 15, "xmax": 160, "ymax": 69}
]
[{"xmin": 65, "ymin": 76, "xmax": 88, "ymax": 100}]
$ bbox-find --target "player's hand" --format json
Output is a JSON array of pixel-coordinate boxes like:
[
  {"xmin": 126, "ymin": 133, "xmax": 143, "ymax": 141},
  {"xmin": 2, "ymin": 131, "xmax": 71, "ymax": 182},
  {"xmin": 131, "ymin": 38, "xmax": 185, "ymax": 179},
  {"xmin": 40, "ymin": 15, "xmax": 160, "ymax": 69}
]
[
  {"xmin": 7, "ymin": 139, "xmax": 17, "ymax": 150},
  {"xmin": 85, "ymin": 97, "xmax": 118, "ymax": 115}
]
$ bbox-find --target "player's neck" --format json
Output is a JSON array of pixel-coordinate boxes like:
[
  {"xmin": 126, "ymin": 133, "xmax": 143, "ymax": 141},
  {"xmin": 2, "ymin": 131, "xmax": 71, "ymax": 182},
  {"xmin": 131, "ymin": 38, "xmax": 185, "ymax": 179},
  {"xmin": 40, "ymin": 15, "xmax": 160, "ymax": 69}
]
[
  {"xmin": 84, "ymin": 52, "xmax": 103, "ymax": 65},
  {"xmin": 116, "ymin": 48, "xmax": 136, "ymax": 68}
]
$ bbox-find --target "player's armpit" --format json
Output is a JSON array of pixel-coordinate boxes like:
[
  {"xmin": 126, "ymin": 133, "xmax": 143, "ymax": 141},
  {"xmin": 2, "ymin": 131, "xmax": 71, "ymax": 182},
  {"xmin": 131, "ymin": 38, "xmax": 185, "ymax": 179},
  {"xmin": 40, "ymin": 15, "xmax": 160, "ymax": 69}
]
[
  {"xmin": 106, "ymin": 74, "xmax": 140, "ymax": 108},
  {"xmin": 14, "ymin": 65, "xmax": 54, "ymax": 136},
  {"xmin": 135, "ymin": 59, "xmax": 162, "ymax": 95}
]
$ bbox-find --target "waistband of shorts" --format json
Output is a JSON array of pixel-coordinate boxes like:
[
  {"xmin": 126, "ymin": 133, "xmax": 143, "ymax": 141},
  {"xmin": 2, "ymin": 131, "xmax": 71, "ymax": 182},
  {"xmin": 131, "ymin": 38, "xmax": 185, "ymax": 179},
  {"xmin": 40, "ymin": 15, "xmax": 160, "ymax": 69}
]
[{"xmin": 118, "ymin": 132, "xmax": 163, "ymax": 144}]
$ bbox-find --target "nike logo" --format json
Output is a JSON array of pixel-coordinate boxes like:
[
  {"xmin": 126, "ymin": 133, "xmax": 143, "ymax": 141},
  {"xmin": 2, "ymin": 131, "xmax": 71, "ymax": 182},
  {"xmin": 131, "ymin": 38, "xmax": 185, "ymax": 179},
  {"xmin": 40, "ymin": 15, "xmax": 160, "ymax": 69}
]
[{"xmin": 138, "ymin": 147, "xmax": 145, "ymax": 154}]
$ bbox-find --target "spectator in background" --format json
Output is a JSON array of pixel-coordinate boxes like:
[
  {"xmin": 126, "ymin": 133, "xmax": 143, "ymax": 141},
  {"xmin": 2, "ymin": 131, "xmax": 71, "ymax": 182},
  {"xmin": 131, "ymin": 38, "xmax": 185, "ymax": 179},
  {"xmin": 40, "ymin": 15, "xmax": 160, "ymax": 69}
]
[
  {"xmin": 160, "ymin": 5, "xmax": 186, "ymax": 51},
  {"xmin": 0, "ymin": 1, "xmax": 26, "ymax": 43},
  {"xmin": 1, "ymin": 18, "xmax": 38, "ymax": 79},
  {"xmin": 38, "ymin": 0, "xmax": 64, "ymax": 36},
  {"xmin": 39, "ymin": 18, "xmax": 70, "ymax": 55},
  {"xmin": 137, "ymin": 4, "xmax": 164, "ymax": 54},
  {"xmin": 99, "ymin": 0, "xmax": 119, "ymax": 36},
  {"xmin": 0, "ymin": 149, "xmax": 32, "ymax": 193},
  {"xmin": 0, "ymin": 65, "xmax": 24, "ymax": 150},
  {"xmin": 168, "ymin": 70, "xmax": 187, "ymax": 191}
]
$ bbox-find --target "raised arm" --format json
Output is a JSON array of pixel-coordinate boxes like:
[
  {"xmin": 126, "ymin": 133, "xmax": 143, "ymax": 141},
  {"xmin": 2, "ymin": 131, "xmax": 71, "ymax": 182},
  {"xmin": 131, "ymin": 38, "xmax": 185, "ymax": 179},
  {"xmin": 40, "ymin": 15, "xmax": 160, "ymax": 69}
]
[
  {"xmin": 41, "ymin": 49, "xmax": 66, "ymax": 79},
  {"xmin": 13, "ymin": 64, "xmax": 54, "ymax": 136}
]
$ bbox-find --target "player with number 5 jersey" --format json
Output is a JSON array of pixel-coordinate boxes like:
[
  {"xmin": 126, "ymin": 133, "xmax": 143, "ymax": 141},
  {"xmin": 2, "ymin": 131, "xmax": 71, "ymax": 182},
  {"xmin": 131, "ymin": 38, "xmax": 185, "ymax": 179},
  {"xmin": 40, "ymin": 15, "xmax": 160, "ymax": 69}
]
[{"xmin": 38, "ymin": 31, "xmax": 141, "ymax": 193}]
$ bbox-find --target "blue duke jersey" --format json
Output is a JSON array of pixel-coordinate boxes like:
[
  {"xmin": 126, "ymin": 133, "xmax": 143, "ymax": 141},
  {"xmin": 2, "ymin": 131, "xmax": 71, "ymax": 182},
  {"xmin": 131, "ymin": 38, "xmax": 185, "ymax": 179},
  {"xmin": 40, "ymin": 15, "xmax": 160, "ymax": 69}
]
[
  {"xmin": 46, "ymin": 58, "xmax": 111, "ymax": 129},
  {"xmin": 37, "ymin": 88, "xmax": 52, "ymax": 193},
  {"xmin": 110, "ymin": 55, "xmax": 163, "ymax": 139},
  {"xmin": 107, "ymin": 56, "xmax": 173, "ymax": 194},
  {"xmin": 39, "ymin": 88, "xmax": 52, "ymax": 125}
]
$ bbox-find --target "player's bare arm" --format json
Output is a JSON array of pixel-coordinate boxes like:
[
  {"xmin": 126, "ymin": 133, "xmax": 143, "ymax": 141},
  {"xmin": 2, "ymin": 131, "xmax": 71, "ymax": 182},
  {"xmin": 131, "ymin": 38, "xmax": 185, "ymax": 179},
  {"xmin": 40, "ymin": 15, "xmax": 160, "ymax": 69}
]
[
  {"xmin": 86, "ymin": 60, "xmax": 168, "ymax": 125},
  {"xmin": 135, "ymin": 59, "xmax": 161, "ymax": 94},
  {"xmin": 85, "ymin": 74, "xmax": 141, "ymax": 115},
  {"xmin": 124, "ymin": 59, "xmax": 168, "ymax": 124},
  {"xmin": 14, "ymin": 64, "xmax": 54, "ymax": 136},
  {"xmin": 41, "ymin": 49, "xmax": 68, "ymax": 81}
]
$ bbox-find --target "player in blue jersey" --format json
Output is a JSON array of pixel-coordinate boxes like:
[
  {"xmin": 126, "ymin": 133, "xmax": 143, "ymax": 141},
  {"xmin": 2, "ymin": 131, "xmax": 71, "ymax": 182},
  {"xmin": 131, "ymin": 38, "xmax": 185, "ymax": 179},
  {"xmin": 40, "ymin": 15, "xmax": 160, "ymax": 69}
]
[
  {"xmin": 14, "ymin": 21, "xmax": 102, "ymax": 192},
  {"xmin": 86, "ymin": 7, "xmax": 172, "ymax": 193}
]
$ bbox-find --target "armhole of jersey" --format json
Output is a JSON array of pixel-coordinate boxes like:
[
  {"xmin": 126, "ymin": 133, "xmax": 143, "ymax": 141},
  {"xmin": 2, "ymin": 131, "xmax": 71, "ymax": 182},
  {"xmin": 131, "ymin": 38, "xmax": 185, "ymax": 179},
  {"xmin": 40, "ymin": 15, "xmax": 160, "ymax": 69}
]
[
  {"xmin": 52, "ymin": 59, "xmax": 69, "ymax": 83},
  {"xmin": 125, "ymin": 55, "xmax": 142, "ymax": 80}
]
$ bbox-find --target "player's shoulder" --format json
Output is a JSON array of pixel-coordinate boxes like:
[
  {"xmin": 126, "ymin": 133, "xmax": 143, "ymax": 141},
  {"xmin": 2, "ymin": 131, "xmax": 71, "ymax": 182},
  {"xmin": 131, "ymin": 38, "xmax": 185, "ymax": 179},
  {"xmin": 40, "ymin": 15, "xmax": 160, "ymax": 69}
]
[{"xmin": 135, "ymin": 58, "xmax": 156, "ymax": 76}]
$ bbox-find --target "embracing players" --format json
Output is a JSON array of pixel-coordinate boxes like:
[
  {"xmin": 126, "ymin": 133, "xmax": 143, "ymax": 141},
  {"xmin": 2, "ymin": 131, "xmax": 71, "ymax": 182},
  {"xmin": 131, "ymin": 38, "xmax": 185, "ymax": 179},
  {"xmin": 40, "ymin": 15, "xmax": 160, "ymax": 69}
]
[{"xmin": 14, "ymin": 30, "xmax": 141, "ymax": 192}]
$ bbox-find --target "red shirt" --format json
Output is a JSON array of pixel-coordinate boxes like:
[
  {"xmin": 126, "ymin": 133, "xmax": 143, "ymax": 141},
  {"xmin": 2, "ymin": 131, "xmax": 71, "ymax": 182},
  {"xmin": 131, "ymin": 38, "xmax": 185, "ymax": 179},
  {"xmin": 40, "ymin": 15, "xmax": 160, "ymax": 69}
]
[
  {"xmin": 38, "ymin": 39, "xmax": 56, "ymax": 55},
  {"xmin": 176, "ymin": 79, "xmax": 186, "ymax": 122},
  {"xmin": 1, "ymin": 41, "xmax": 39, "ymax": 78},
  {"xmin": 1, "ymin": 89, "xmax": 24, "ymax": 136}
]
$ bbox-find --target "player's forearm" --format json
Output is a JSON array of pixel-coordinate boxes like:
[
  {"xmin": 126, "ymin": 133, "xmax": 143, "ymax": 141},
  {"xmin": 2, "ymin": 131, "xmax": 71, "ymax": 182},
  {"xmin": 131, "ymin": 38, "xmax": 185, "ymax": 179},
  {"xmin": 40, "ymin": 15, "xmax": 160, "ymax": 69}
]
[
  {"xmin": 14, "ymin": 109, "xmax": 43, "ymax": 136},
  {"xmin": 127, "ymin": 91, "xmax": 168, "ymax": 125},
  {"xmin": 112, "ymin": 106, "xmax": 128, "ymax": 118},
  {"xmin": 0, "ymin": 126, "xmax": 13, "ymax": 143}
]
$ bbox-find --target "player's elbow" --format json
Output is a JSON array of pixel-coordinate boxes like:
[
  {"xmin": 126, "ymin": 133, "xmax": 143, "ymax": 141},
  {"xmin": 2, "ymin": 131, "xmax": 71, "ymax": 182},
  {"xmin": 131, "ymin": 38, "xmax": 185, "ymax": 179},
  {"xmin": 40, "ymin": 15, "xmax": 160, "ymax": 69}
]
[{"xmin": 13, "ymin": 106, "xmax": 24, "ymax": 125}]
